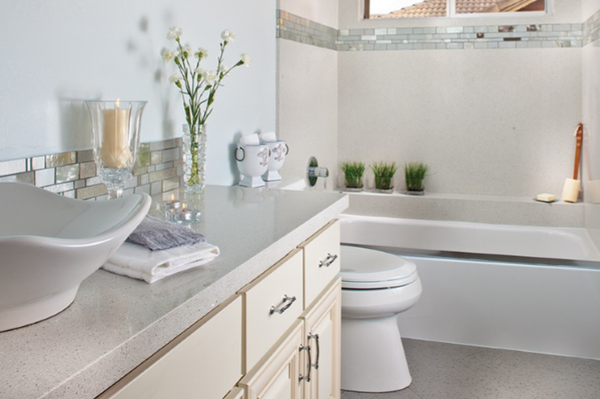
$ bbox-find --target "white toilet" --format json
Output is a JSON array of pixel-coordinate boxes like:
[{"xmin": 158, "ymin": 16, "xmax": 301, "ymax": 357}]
[{"xmin": 340, "ymin": 245, "xmax": 422, "ymax": 393}]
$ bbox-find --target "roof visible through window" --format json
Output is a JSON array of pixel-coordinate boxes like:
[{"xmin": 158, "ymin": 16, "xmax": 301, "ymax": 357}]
[{"xmin": 368, "ymin": 0, "xmax": 546, "ymax": 19}]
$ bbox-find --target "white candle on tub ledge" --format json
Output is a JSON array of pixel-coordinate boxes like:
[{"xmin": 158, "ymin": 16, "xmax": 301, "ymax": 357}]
[{"xmin": 101, "ymin": 98, "xmax": 133, "ymax": 168}]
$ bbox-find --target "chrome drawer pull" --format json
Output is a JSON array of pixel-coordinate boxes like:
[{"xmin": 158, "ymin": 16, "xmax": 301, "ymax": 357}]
[
  {"xmin": 318, "ymin": 253, "xmax": 338, "ymax": 268},
  {"xmin": 298, "ymin": 343, "xmax": 312, "ymax": 383},
  {"xmin": 269, "ymin": 294, "xmax": 296, "ymax": 315},
  {"xmin": 308, "ymin": 333, "xmax": 320, "ymax": 370}
]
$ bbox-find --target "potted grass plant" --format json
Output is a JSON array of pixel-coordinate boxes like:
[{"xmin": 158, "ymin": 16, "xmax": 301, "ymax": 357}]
[
  {"xmin": 404, "ymin": 162, "xmax": 429, "ymax": 195},
  {"xmin": 341, "ymin": 161, "xmax": 366, "ymax": 191},
  {"xmin": 371, "ymin": 161, "xmax": 397, "ymax": 193}
]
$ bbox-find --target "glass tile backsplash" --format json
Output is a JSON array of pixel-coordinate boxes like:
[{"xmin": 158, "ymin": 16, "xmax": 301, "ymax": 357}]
[
  {"xmin": 277, "ymin": 8, "xmax": 600, "ymax": 51},
  {"xmin": 0, "ymin": 138, "xmax": 182, "ymax": 200}
]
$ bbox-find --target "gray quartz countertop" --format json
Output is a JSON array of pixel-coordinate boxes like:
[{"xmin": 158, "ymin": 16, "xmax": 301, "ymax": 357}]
[{"xmin": 0, "ymin": 185, "xmax": 348, "ymax": 399}]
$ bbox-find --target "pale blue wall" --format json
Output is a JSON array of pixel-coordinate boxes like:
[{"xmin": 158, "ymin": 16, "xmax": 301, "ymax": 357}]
[{"xmin": 0, "ymin": 0, "xmax": 276, "ymax": 186}]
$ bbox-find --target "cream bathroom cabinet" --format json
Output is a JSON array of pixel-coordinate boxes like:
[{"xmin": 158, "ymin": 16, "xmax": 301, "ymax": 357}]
[
  {"xmin": 239, "ymin": 280, "xmax": 341, "ymax": 399},
  {"xmin": 239, "ymin": 221, "xmax": 341, "ymax": 399},
  {"xmin": 97, "ymin": 220, "xmax": 341, "ymax": 399}
]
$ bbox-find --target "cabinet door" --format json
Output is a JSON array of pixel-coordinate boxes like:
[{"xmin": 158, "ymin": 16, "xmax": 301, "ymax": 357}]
[
  {"xmin": 302, "ymin": 279, "xmax": 341, "ymax": 399},
  {"xmin": 239, "ymin": 320, "xmax": 304, "ymax": 399},
  {"xmin": 224, "ymin": 387, "xmax": 244, "ymax": 399},
  {"xmin": 301, "ymin": 221, "xmax": 340, "ymax": 309},
  {"xmin": 99, "ymin": 296, "xmax": 242, "ymax": 399}
]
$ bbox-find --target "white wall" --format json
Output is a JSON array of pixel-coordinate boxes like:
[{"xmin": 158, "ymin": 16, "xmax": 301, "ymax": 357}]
[
  {"xmin": 337, "ymin": 0, "xmax": 583, "ymax": 197},
  {"xmin": 582, "ymin": 0, "xmax": 600, "ymax": 246},
  {"xmin": 0, "ymin": 0, "xmax": 276, "ymax": 186},
  {"xmin": 582, "ymin": 0, "xmax": 600, "ymax": 18},
  {"xmin": 339, "ymin": 49, "xmax": 581, "ymax": 196},
  {"xmin": 277, "ymin": 0, "xmax": 339, "ymax": 188}
]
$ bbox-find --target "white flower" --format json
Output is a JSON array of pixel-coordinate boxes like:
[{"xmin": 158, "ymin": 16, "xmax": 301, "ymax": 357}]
[
  {"xmin": 204, "ymin": 70, "xmax": 218, "ymax": 85},
  {"xmin": 219, "ymin": 64, "xmax": 227, "ymax": 73},
  {"xmin": 194, "ymin": 68, "xmax": 205, "ymax": 78},
  {"xmin": 180, "ymin": 44, "xmax": 192, "ymax": 58},
  {"xmin": 195, "ymin": 47, "xmax": 208, "ymax": 59},
  {"xmin": 161, "ymin": 48, "xmax": 175, "ymax": 62},
  {"xmin": 167, "ymin": 26, "xmax": 182, "ymax": 40},
  {"xmin": 169, "ymin": 73, "xmax": 183, "ymax": 84},
  {"xmin": 221, "ymin": 29, "xmax": 235, "ymax": 42},
  {"xmin": 240, "ymin": 53, "xmax": 251, "ymax": 66}
]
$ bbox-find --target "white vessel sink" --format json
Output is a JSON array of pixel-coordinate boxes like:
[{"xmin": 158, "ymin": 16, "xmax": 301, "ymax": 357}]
[{"xmin": 0, "ymin": 182, "xmax": 151, "ymax": 331}]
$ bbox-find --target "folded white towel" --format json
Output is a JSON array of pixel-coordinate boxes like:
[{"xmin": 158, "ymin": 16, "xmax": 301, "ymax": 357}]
[
  {"xmin": 102, "ymin": 241, "xmax": 220, "ymax": 283},
  {"xmin": 239, "ymin": 133, "xmax": 260, "ymax": 146},
  {"xmin": 259, "ymin": 131, "xmax": 277, "ymax": 143}
]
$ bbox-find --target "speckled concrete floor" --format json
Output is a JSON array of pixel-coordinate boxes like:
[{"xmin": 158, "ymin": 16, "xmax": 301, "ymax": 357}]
[{"xmin": 341, "ymin": 339, "xmax": 600, "ymax": 399}]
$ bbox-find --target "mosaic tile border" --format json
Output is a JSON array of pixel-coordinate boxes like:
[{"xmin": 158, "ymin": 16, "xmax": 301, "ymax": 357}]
[
  {"xmin": 583, "ymin": 8, "xmax": 600, "ymax": 46},
  {"xmin": 338, "ymin": 23, "xmax": 583, "ymax": 50},
  {"xmin": 277, "ymin": 8, "xmax": 600, "ymax": 51},
  {"xmin": 0, "ymin": 138, "xmax": 183, "ymax": 200},
  {"xmin": 276, "ymin": 10, "xmax": 338, "ymax": 51}
]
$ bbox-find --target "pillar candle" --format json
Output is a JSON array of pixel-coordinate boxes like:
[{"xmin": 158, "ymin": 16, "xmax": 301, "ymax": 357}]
[{"xmin": 100, "ymin": 101, "xmax": 133, "ymax": 168}]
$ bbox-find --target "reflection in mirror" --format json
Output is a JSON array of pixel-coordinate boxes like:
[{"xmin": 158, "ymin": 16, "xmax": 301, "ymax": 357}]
[{"xmin": 367, "ymin": 0, "xmax": 545, "ymax": 19}]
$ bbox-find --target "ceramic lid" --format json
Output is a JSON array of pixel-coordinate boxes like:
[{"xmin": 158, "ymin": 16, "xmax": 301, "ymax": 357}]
[{"xmin": 340, "ymin": 245, "xmax": 418, "ymax": 289}]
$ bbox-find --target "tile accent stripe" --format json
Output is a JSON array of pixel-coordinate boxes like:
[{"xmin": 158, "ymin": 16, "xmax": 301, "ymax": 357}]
[
  {"xmin": 277, "ymin": 8, "xmax": 600, "ymax": 51},
  {"xmin": 584, "ymin": 8, "xmax": 600, "ymax": 46},
  {"xmin": 338, "ymin": 23, "xmax": 583, "ymax": 50},
  {"xmin": 277, "ymin": 10, "xmax": 337, "ymax": 51},
  {"xmin": 0, "ymin": 138, "xmax": 183, "ymax": 200}
]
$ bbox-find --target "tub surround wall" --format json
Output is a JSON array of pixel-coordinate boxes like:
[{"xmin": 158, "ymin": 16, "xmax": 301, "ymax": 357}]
[
  {"xmin": 277, "ymin": 0, "xmax": 339, "ymax": 189},
  {"xmin": 337, "ymin": 0, "xmax": 585, "ymax": 199},
  {"xmin": 583, "ymin": 1, "xmax": 600, "ymax": 249},
  {"xmin": 276, "ymin": 1, "xmax": 598, "ymax": 229}
]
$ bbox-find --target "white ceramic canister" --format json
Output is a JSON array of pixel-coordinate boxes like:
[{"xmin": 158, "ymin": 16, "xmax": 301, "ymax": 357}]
[
  {"xmin": 235, "ymin": 144, "xmax": 269, "ymax": 187},
  {"xmin": 262, "ymin": 140, "xmax": 288, "ymax": 181}
]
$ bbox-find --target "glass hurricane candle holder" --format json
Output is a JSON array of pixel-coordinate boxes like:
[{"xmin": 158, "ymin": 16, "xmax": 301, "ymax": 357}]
[{"xmin": 86, "ymin": 100, "xmax": 147, "ymax": 199}]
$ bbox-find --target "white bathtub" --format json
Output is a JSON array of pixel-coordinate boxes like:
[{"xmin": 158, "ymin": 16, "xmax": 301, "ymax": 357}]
[{"xmin": 340, "ymin": 214, "xmax": 600, "ymax": 360}]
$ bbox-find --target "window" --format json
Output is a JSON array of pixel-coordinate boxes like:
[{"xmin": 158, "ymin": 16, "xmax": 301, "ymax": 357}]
[{"xmin": 365, "ymin": 0, "xmax": 547, "ymax": 19}]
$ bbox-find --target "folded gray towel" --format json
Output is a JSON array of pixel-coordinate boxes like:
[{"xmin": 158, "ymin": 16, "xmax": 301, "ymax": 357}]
[{"xmin": 126, "ymin": 216, "xmax": 206, "ymax": 251}]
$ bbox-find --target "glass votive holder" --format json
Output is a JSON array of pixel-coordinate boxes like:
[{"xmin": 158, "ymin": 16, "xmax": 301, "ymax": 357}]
[
  {"xmin": 165, "ymin": 204, "xmax": 201, "ymax": 223},
  {"xmin": 163, "ymin": 195, "xmax": 182, "ymax": 212}
]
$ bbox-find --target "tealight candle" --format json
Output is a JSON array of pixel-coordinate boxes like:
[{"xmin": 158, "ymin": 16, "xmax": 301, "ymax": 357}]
[
  {"xmin": 164, "ymin": 194, "xmax": 182, "ymax": 212},
  {"xmin": 167, "ymin": 203, "xmax": 201, "ymax": 223}
]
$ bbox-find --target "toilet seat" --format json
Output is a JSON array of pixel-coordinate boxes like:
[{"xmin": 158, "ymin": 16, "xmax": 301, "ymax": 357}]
[{"xmin": 340, "ymin": 245, "xmax": 418, "ymax": 289}]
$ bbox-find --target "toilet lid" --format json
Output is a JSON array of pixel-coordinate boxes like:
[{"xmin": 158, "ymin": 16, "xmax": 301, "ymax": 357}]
[{"xmin": 340, "ymin": 245, "xmax": 418, "ymax": 289}]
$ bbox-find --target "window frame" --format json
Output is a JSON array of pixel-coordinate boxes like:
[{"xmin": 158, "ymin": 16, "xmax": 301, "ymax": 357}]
[{"xmin": 364, "ymin": 0, "xmax": 553, "ymax": 20}]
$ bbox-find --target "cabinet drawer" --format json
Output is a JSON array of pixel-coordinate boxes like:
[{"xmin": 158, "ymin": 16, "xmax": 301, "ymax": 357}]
[
  {"xmin": 99, "ymin": 296, "xmax": 242, "ymax": 399},
  {"xmin": 301, "ymin": 220, "xmax": 340, "ymax": 308},
  {"xmin": 240, "ymin": 249, "xmax": 304, "ymax": 372}
]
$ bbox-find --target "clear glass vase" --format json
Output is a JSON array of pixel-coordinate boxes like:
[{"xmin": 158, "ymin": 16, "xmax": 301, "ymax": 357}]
[{"xmin": 182, "ymin": 124, "xmax": 207, "ymax": 193}]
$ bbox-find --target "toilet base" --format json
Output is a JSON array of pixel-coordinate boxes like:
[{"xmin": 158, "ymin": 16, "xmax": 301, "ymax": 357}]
[{"xmin": 341, "ymin": 315, "xmax": 412, "ymax": 392}]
